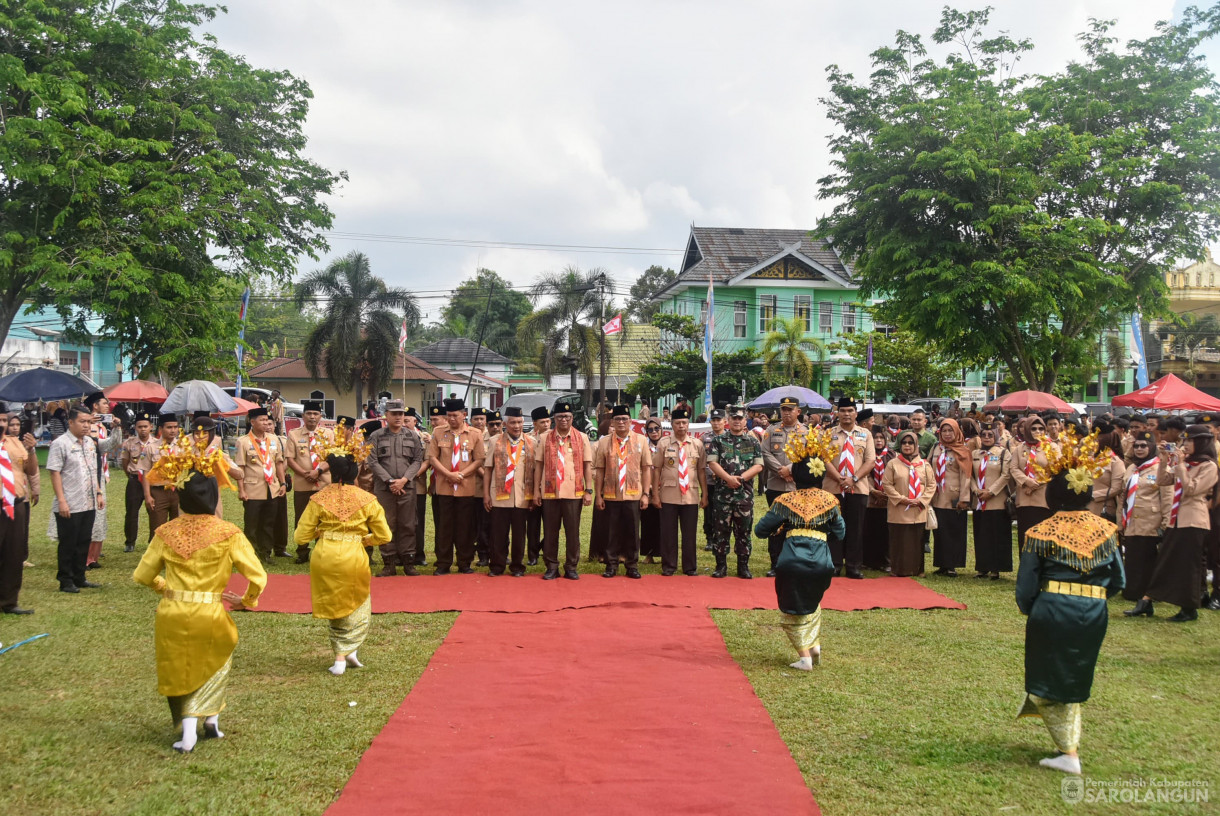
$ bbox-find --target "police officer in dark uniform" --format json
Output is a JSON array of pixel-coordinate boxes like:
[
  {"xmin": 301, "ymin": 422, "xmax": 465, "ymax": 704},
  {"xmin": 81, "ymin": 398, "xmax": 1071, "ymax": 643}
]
[
  {"xmin": 367, "ymin": 400, "xmax": 426, "ymax": 575},
  {"xmin": 759, "ymin": 396, "xmax": 806, "ymax": 577}
]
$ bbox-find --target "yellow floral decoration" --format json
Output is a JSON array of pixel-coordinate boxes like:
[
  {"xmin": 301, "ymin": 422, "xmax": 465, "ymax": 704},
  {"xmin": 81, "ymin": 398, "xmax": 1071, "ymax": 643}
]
[
  {"xmin": 145, "ymin": 432, "xmax": 234, "ymax": 491},
  {"xmin": 784, "ymin": 426, "xmax": 840, "ymax": 476},
  {"xmin": 1029, "ymin": 426, "xmax": 1111, "ymax": 493},
  {"xmin": 319, "ymin": 423, "xmax": 371, "ymax": 463}
]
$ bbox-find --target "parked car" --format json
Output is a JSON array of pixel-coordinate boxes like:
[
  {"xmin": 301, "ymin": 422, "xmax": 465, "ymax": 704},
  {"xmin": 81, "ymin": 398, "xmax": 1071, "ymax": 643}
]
[
  {"xmin": 500, "ymin": 391, "xmax": 592, "ymax": 435},
  {"xmin": 221, "ymin": 386, "xmax": 304, "ymax": 417},
  {"xmin": 863, "ymin": 403, "xmax": 925, "ymax": 418},
  {"xmin": 909, "ymin": 397, "xmax": 957, "ymax": 415}
]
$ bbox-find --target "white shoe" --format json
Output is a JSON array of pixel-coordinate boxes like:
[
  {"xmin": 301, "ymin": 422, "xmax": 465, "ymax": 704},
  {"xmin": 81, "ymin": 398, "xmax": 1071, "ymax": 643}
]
[
  {"xmin": 789, "ymin": 657, "xmax": 813, "ymax": 671},
  {"xmin": 1039, "ymin": 754, "xmax": 1081, "ymax": 774},
  {"xmin": 328, "ymin": 661, "xmax": 346, "ymax": 676},
  {"xmin": 345, "ymin": 653, "xmax": 364, "ymax": 669}
]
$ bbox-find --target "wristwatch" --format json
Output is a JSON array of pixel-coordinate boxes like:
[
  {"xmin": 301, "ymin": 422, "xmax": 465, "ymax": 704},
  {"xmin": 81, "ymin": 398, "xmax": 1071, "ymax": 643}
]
[{"xmin": 584, "ymin": 489, "xmax": 593, "ymax": 495}]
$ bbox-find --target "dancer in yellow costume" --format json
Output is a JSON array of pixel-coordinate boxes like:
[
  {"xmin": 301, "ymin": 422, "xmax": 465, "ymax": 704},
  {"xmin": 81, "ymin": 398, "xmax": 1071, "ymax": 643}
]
[
  {"xmin": 133, "ymin": 432, "xmax": 266, "ymax": 754},
  {"xmin": 293, "ymin": 429, "xmax": 391, "ymax": 675}
]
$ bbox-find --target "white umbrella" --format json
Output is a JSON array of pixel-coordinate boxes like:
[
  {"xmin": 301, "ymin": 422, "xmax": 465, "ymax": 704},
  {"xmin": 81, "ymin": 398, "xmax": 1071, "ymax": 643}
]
[{"xmin": 160, "ymin": 380, "xmax": 239, "ymax": 414}]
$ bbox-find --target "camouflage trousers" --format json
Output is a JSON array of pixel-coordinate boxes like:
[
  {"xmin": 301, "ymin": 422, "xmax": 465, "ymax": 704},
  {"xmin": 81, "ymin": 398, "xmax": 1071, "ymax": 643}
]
[{"xmin": 709, "ymin": 499, "xmax": 753, "ymax": 558}]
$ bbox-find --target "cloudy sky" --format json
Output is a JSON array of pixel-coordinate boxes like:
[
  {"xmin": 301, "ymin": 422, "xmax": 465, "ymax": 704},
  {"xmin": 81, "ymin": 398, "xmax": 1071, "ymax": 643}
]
[{"xmin": 206, "ymin": 0, "xmax": 1203, "ymax": 319}]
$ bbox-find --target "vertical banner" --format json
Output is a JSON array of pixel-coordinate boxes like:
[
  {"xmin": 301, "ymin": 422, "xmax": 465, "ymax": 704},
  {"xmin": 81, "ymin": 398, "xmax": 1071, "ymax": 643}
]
[
  {"xmin": 1129, "ymin": 312, "xmax": 1149, "ymax": 389},
  {"xmin": 703, "ymin": 278, "xmax": 714, "ymax": 413},
  {"xmin": 235, "ymin": 286, "xmax": 251, "ymax": 398}
]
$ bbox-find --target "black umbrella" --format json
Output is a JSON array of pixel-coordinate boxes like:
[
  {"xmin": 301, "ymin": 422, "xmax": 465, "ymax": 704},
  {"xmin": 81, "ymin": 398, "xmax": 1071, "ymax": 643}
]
[{"xmin": 0, "ymin": 368, "xmax": 97, "ymax": 403}]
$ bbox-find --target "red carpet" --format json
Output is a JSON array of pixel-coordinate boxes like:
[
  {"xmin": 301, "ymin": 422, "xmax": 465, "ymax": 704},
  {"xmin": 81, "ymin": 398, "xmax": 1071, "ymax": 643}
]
[
  {"xmin": 229, "ymin": 573, "xmax": 966, "ymax": 614},
  {"xmin": 325, "ymin": 605, "xmax": 820, "ymax": 816}
]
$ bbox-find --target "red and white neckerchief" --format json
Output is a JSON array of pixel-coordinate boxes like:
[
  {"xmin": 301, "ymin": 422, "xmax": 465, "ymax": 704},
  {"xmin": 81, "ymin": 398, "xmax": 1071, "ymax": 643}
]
[
  {"xmin": 838, "ymin": 430, "xmax": 856, "ymax": 496},
  {"xmin": 250, "ymin": 433, "xmax": 274, "ymax": 484},
  {"xmin": 975, "ymin": 450, "xmax": 989, "ymax": 511},
  {"xmin": 451, "ymin": 432, "xmax": 462, "ymax": 493},
  {"xmin": 934, "ymin": 448, "xmax": 948, "ymax": 492},
  {"xmin": 616, "ymin": 434, "xmax": 630, "ymax": 494},
  {"xmin": 555, "ymin": 434, "xmax": 567, "ymax": 487},
  {"xmin": 1123, "ymin": 458, "xmax": 1158, "ymax": 528},
  {"xmin": 677, "ymin": 440, "xmax": 690, "ymax": 495},
  {"xmin": 1025, "ymin": 442, "xmax": 1041, "ymax": 480},
  {"xmin": 97, "ymin": 424, "xmax": 109, "ymax": 483},
  {"xmin": 504, "ymin": 436, "xmax": 521, "ymax": 495},
  {"xmin": 0, "ymin": 445, "xmax": 15, "ymax": 520},
  {"xmin": 872, "ymin": 451, "xmax": 886, "ymax": 486},
  {"xmin": 899, "ymin": 454, "xmax": 922, "ymax": 500},
  {"xmin": 1170, "ymin": 461, "xmax": 1197, "ymax": 527},
  {"xmin": 307, "ymin": 430, "xmax": 320, "ymax": 471}
]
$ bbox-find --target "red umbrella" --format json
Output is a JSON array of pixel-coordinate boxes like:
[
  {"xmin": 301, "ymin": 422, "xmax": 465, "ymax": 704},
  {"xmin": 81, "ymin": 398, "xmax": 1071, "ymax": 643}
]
[
  {"xmin": 982, "ymin": 390, "xmax": 1073, "ymax": 414},
  {"xmin": 104, "ymin": 379, "xmax": 169, "ymax": 404},
  {"xmin": 218, "ymin": 397, "xmax": 261, "ymax": 417},
  {"xmin": 1112, "ymin": 373, "xmax": 1220, "ymax": 411}
]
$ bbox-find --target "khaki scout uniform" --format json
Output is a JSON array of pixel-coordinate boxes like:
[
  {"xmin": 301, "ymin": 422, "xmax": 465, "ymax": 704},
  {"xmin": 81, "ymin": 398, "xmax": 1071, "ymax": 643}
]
[
  {"xmin": 652, "ymin": 434, "xmax": 704, "ymax": 575},
  {"xmin": 427, "ymin": 425, "xmax": 486, "ymax": 571},
  {"xmin": 234, "ymin": 432, "xmax": 286, "ymax": 560}
]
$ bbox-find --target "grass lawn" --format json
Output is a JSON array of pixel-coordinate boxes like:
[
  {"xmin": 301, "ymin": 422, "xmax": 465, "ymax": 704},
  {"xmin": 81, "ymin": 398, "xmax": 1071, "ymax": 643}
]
[{"xmin": 1, "ymin": 474, "xmax": 1217, "ymax": 815}]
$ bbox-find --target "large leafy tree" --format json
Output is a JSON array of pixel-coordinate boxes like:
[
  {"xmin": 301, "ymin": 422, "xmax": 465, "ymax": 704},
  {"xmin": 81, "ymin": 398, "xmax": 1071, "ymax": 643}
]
[
  {"xmin": 831, "ymin": 330, "xmax": 959, "ymax": 403},
  {"xmin": 0, "ymin": 1, "xmax": 342, "ymax": 378},
  {"xmin": 624, "ymin": 265, "xmax": 677, "ymax": 322},
  {"xmin": 436, "ymin": 268, "xmax": 533, "ymax": 357},
  {"xmin": 295, "ymin": 252, "xmax": 418, "ymax": 413},
  {"xmin": 517, "ymin": 266, "xmax": 612, "ymax": 404},
  {"xmin": 626, "ymin": 348, "xmax": 764, "ymax": 409},
  {"xmin": 243, "ymin": 280, "xmax": 320, "ymax": 358},
  {"xmin": 759, "ymin": 316, "xmax": 826, "ymax": 390},
  {"xmin": 816, "ymin": 5, "xmax": 1220, "ymax": 392}
]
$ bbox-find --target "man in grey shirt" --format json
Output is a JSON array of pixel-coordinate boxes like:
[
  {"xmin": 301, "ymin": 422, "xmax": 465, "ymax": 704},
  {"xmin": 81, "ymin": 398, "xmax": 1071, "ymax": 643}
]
[
  {"xmin": 367, "ymin": 400, "xmax": 425, "ymax": 575},
  {"xmin": 48, "ymin": 406, "xmax": 118, "ymax": 592}
]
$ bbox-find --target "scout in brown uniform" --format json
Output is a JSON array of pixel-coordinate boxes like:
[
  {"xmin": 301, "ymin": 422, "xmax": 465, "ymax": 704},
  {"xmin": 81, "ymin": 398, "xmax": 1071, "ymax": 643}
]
[
  {"xmin": 367, "ymin": 400, "xmax": 425, "ymax": 575},
  {"xmin": 0, "ymin": 412, "xmax": 39, "ymax": 614},
  {"xmin": 1009, "ymin": 416, "xmax": 1055, "ymax": 550},
  {"xmin": 144, "ymin": 414, "xmax": 182, "ymax": 535},
  {"xmin": 532, "ymin": 400, "xmax": 592, "ymax": 580},
  {"xmin": 969, "ymin": 424, "xmax": 1012, "ymax": 578},
  {"xmin": 594, "ymin": 405, "xmax": 652, "ymax": 578},
  {"xmin": 639, "ymin": 419, "xmax": 664, "ymax": 562},
  {"xmin": 285, "ymin": 399, "xmax": 333, "ymax": 562},
  {"xmin": 1119, "ymin": 432, "xmax": 1173, "ymax": 613},
  {"xmin": 427, "ymin": 397, "xmax": 485, "ymax": 574},
  {"xmin": 470, "ymin": 407, "xmax": 492, "ymax": 567},
  {"xmin": 119, "ymin": 410, "xmax": 159, "ymax": 551},
  {"xmin": 759, "ymin": 397, "xmax": 806, "ymax": 576},
  {"xmin": 483, "ymin": 406, "xmax": 534, "ymax": 576},
  {"xmin": 823, "ymin": 397, "xmax": 873, "ymax": 578},
  {"xmin": 864, "ymin": 426, "xmax": 892, "ymax": 571},
  {"xmin": 525, "ymin": 406, "xmax": 551, "ymax": 566},
  {"xmin": 652, "ymin": 407, "xmax": 706, "ymax": 575},
  {"xmin": 883, "ymin": 431, "xmax": 937, "ymax": 577},
  {"xmin": 928, "ymin": 418, "xmax": 973, "ymax": 577},
  {"xmin": 234, "ymin": 406, "xmax": 287, "ymax": 562},
  {"xmin": 406, "ymin": 407, "xmax": 431, "ymax": 567},
  {"xmin": 1088, "ymin": 428, "xmax": 1126, "ymax": 522}
]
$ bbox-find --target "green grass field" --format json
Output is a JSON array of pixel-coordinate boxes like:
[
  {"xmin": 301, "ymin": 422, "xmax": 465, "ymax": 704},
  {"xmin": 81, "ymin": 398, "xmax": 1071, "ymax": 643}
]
[{"xmin": 1, "ymin": 474, "xmax": 1216, "ymax": 815}]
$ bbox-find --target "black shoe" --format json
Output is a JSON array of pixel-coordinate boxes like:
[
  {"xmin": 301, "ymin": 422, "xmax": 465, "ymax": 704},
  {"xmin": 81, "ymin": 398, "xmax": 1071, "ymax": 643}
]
[
  {"xmin": 275, "ymin": 550, "xmax": 290, "ymax": 558},
  {"xmin": 1169, "ymin": 608, "xmax": 1198, "ymax": 622},
  {"xmin": 1208, "ymin": 598, "xmax": 1220, "ymax": 611},
  {"xmin": 661, "ymin": 569, "xmax": 675, "ymax": 576},
  {"xmin": 377, "ymin": 566, "xmax": 397, "ymax": 577},
  {"xmin": 527, "ymin": 557, "xmax": 538, "ymax": 566},
  {"xmin": 975, "ymin": 572, "xmax": 988, "ymax": 579},
  {"xmin": 683, "ymin": 570, "xmax": 697, "ymax": 576},
  {"xmin": 403, "ymin": 565, "xmax": 419, "ymax": 576},
  {"xmin": 989, "ymin": 573, "xmax": 1001, "ymax": 580},
  {"xmin": 2, "ymin": 606, "xmax": 33, "ymax": 615},
  {"xmin": 415, "ymin": 556, "xmax": 427, "ymax": 566},
  {"xmin": 457, "ymin": 566, "xmax": 474, "ymax": 574},
  {"xmin": 77, "ymin": 581, "xmax": 101, "ymax": 589},
  {"xmin": 1123, "ymin": 599, "xmax": 1154, "ymax": 617},
  {"xmin": 294, "ymin": 550, "xmax": 311, "ymax": 564},
  {"xmin": 511, "ymin": 570, "xmax": 525, "ymax": 577},
  {"xmin": 124, "ymin": 545, "xmax": 135, "ymax": 553},
  {"xmin": 1203, "ymin": 593, "xmax": 1213, "ymax": 609},
  {"xmin": 944, "ymin": 569, "xmax": 957, "ymax": 578},
  {"xmin": 59, "ymin": 585, "xmax": 80, "ymax": 593},
  {"xmin": 703, "ymin": 544, "xmax": 713, "ymax": 551},
  {"xmin": 765, "ymin": 568, "xmax": 776, "ymax": 578},
  {"xmin": 602, "ymin": 567, "xmax": 617, "ymax": 578},
  {"xmin": 542, "ymin": 568, "xmax": 559, "ymax": 580},
  {"xmin": 845, "ymin": 569, "xmax": 864, "ymax": 580},
  {"xmin": 86, "ymin": 562, "xmax": 101, "ymax": 570},
  {"xmin": 564, "ymin": 569, "xmax": 580, "ymax": 580},
  {"xmin": 626, "ymin": 568, "xmax": 641, "ymax": 579},
  {"xmin": 737, "ymin": 561, "xmax": 753, "ymax": 579},
  {"xmin": 476, "ymin": 558, "xmax": 490, "ymax": 567},
  {"xmin": 433, "ymin": 567, "xmax": 451, "ymax": 575},
  {"xmin": 488, "ymin": 569, "xmax": 504, "ymax": 576},
  {"xmin": 933, "ymin": 568, "xmax": 947, "ymax": 576}
]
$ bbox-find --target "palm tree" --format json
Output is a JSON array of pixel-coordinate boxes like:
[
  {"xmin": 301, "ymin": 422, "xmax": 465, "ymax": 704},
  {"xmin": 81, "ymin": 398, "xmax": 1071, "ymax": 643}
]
[
  {"xmin": 760, "ymin": 316, "xmax": 827, "ymax": 388},
  {"xmin": 1162, "ymin": 313, "xmax": 1220, "ymax": 385},
  {"xmin": 517, "ymin": 266, "xmax": 609, "ymax": 403},
  {"xmin": 295, "ymin": 251, "xmax": 419, "ymax": 412}
]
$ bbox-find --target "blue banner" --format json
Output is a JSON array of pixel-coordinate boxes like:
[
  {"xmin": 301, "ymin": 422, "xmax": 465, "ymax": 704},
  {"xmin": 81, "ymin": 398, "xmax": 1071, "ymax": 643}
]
[
  {"xmin": 235, "ymin": 286, "xmax": 251, "ymax": 397},
  {"xmin": 1129, "ymin": 312, "xmax": 1149, "ymax": 389}
]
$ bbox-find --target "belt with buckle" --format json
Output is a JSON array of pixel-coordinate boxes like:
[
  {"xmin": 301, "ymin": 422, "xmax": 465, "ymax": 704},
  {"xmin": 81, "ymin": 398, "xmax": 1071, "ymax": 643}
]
[
  {"xmin": 162, "ymin": 589, "xmax": 221, "ymax": 604},
  {"xmin": 1041, "ymin": 580, "xmax": 1106, "ymax": 600}
]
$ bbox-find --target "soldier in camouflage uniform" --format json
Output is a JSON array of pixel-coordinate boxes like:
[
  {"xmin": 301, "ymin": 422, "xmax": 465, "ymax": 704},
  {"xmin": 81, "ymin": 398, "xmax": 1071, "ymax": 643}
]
[
  {"xmin": 700, "ymin": 408, "xmax": 727, "ymax": 551},
  {"xmin": 706, "ymin": 405, "xmax": 764, "ymax": 579}
]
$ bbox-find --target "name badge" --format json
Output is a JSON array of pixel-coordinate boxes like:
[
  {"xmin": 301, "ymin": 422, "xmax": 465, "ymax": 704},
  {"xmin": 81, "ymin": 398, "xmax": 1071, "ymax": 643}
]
[{"xmin": 461, "ymin": 450, "xmax": 469, "ymax": 462}]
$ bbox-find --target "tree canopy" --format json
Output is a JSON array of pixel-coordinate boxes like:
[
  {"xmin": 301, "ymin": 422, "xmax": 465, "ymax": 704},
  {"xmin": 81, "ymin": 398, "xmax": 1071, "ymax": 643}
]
[
  {"xmin": 830, "ymin": 330, "xmax": 959, "ymax": 403},
  {"xmin": 436, "ymin": 268, "xmax": 533, "ymax": 358},
  {"xmin": 0, "ymin": 1, "xmax": 342, "ymax": 378},
  {"xmin": 624, "ymin": 265, "xmax": 677, "ymax": 322},
  {"xmin": 816, "ymin": 5, "xmax": 1220, "ymax": 391}
]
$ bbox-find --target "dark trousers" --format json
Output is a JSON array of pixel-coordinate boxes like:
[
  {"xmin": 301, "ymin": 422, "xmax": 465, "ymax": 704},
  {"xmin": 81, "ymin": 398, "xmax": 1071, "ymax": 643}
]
[
  {"xmin": 972, "ymin": 510, "xmax": 1013, "ymax": 573},
  {"xmin": 123, "ymin": 476, "xmax": 144, "ymax": 547},
  {"xmin": 604, "ymin": 500, "xmax": 641, "ymax": 570},
  {"xmin": 272, "ymin": 493, "xmax": 289, "ymax": 555},
  {"xmin": 640, "ymin": 505, "xmax": 661, "ymax": 557},
  {"xmin": 542, "ymin": 499, "xmax": 583, "ymax": 571},
  {"xmin": 862, "ymin": 506, "xmax": 891, "ymax": 570},
  {"xmin": 293, "ymin": 490, "xmax": 314, "ymax": 525},
  {"xmin": 55, "ymin": 509, "xmax": 95, "ymax": 589},
  {"xmin": 590, "ymin": 503, "xmax": 608, "ymax": 562},
  {"xmin": 475, "ymin": 502, "xmax": 490, "ymax": 562},
  {"xmin": 375, "ymin": 485, "xmax": 418, "ymax": 567},
  {"xmin": 659, "ymin": 503, "xmax": 698, "ymax": 574},
  {"xmin": 415, "ymin": 492, "xmax": 428, "ymax": 563},
  {"xmin": 765, "ymin": 489, "xmax": 787, "ymax": 567},
  {"xmin": 703, "ymin": 484, "xmax": 718, "ymax": 546},
  {"xmin": 932, "ymin": 507, "xmax": 968, "ymax": 569},
  {"xmin": 243, "ymin": 492, "xmax": 277, "ymax": 560},
  {"xmin": 526, "ymin": 505, "xmax": 544, "ymax": 561},
  {"xmin": 147, "ymin": 486, "xmax": 179, "ymax": 539},
  {"xmin": 0, "ymin": 501, "xmax": 30, "ymax": 609},
  {"xmin": 830, "ymin": 493, "xmax": 866, "ymax": 570},
  {"xmin": 490, "ymin": 506, "xmax": 528, "ymax": 573},
  {"xmin": 434, "ymin": 494, "xmax": 478, "ymax": 570},
  {"xmin": 1015, "ymin": 505, "xmax": 1053, "ymax": 551}
]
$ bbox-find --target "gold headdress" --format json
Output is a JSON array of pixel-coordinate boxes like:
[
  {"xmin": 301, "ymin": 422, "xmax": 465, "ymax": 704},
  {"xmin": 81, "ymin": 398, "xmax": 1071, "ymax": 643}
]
[
  {"xmin": 145, "ymin": 432, "xmax": 234, "ymax": 490},
  {"xmin": 783, "ymin": 425, "xmax": 841, "ymax": 477},
  {"xmin": 1029, "ymin": 426, "xmax": 1111, "ymax": 493},
  {"xmin": 319, "ymin": 425, "xmax": 371, "ymax": 463}
]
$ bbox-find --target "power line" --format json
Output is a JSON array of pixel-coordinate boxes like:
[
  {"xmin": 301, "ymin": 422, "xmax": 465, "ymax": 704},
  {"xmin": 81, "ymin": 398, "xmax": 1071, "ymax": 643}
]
[{"xmin": 323, "ymin": 231, "xmax": 686, "ymax": 256}]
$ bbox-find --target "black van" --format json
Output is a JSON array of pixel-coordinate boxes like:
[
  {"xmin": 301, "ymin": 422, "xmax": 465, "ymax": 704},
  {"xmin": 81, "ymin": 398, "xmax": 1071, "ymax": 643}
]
[{"xmin": 500, "ymin": 391, "xmax": 592, "ymax": 435}]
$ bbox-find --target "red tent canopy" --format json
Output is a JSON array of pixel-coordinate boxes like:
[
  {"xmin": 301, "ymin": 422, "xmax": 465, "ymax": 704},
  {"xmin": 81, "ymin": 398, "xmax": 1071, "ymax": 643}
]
[{"xmin": 1112, "ymin": 374, "xmax": 1220, "ymax": 411}]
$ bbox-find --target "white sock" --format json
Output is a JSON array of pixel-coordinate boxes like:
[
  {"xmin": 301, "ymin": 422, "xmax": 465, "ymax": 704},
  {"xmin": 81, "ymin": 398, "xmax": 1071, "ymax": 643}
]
[
  {"xmin": 204, "ymin": 715, "xmax": 224, "ymax": 738},
  {"xmin": 1039, "ymin": 754, "xmax": 1082, "ymax": 774},
  {"xmin": 789, "ymin": 656, "xmax": 814, "ymax": 671},
  {"xmin": 173, "ymin": 717, "xmax": 198, "ymax": 753},
  {"xmin": 345, "ymin": 652, "xmax": 364, "ymax": 668},
  {"xmin": 811, "ymin": 646, "xmax": 821, "ymax": 665},
  {"xmin": 329, "ymin": 659, "xmax": 346, "ymax": 676}
]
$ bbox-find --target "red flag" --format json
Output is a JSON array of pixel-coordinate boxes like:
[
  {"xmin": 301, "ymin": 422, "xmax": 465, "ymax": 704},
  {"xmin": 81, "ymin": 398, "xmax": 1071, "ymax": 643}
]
[{"xmin": 603, "ymin": 313, "xmax": 623, "ymax": 335}]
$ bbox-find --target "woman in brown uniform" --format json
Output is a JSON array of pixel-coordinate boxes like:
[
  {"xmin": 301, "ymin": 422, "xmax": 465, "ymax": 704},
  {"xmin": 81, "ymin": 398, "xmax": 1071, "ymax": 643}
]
[
  {"xmin": 862, "ymin": 426, "xmax": 892, "ymax": 572},
  {"xmin": 1088, "ymin": 425, "xmax": 1126, "ymax": 522},
  {"xmin": 1009, "ymin": 417, "xmax": 1054, "ymax": 550},
  {"xmin": 970, "ymin": 423, "xmax": 1012, "ymax": 579},
  {"xmin": 929, "ymin": 418, "xmax": 972, "ymax": 577},
  {"xmin": 882, "ymin": 431, "xmax": 936, "ymax": 577},
  {"xmin": 1119, "ymin": 432, "xmax": 1172, "ymax": 616}
]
